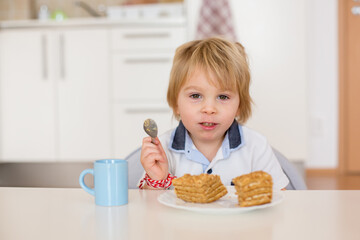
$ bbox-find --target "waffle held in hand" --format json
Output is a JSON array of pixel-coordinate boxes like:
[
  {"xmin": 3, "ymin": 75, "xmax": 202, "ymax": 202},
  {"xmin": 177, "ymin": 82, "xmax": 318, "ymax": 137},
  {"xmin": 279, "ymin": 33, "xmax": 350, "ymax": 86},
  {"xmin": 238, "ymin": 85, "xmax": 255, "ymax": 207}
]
[
  {"xmin": 172, "ymin": 174, "xmax": 228, "ymax": 203},
  {"xmin": 232, "ymin": 171, "xmax": 273, "ymax": 207}
]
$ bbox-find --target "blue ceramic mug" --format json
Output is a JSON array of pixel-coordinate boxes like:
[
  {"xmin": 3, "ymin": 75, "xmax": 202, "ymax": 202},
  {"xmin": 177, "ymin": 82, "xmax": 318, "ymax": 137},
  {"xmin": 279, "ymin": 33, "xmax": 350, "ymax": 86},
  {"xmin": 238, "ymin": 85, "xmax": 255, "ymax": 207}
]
[{"xmin": 79, "ymin": 159, "xmax": 128, "ymax": 206}]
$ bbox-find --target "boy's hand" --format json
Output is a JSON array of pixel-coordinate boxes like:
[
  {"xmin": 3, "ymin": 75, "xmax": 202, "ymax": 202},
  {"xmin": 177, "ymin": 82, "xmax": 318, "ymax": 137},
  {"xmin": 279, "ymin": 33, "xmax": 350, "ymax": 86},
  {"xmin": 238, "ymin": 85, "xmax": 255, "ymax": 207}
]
[{"xmin": 140, "ymin": 137, "xmax": 169, "ymax": 181}]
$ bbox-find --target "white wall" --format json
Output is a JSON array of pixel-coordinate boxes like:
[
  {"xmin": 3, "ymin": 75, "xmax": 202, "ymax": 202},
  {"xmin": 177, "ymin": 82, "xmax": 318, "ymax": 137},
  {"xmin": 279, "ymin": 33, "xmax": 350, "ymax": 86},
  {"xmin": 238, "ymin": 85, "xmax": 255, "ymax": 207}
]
[
  {"xmin": 305, "ymin": 0, "xmax": 338, "ymax": 168},
  {"xmin": 185, "ymin": 0, "xmax": 338, "ymax": 168}
]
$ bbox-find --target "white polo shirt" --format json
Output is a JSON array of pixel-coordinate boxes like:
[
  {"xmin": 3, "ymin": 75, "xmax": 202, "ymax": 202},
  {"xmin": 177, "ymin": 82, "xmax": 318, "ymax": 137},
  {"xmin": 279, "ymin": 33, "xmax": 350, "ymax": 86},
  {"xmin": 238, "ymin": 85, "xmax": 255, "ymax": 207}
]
[{"xmin": 159, "ymin": 120, "xmax": 289, "ymax": 190}]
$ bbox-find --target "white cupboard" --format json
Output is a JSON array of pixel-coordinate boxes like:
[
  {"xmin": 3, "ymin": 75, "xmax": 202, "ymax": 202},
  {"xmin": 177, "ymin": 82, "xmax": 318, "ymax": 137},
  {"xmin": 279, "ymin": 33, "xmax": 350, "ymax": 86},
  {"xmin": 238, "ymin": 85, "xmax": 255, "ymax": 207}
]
[
  {"xmin": 0, "ymin": 28, "xmax": 111, "ymax": 162},
  {"xmin": 0, "ymin": 29, "xmax": 56, "ymax": 160},
  {"xmin": 110, "ymin": 26, "xmax": 186, "ymax": 157},
  {"xmin": 0, "ymin": 20, "xmax": 187, "ymax": 162},
  {"xmin": 112, "ymin": 52, "xmax": 174, "ymax": 102}
]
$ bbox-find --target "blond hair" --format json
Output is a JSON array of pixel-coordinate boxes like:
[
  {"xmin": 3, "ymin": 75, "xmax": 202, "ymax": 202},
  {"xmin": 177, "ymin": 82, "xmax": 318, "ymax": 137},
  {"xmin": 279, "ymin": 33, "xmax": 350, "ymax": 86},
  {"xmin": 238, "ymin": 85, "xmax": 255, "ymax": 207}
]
[{"xmin": 167, "ymin": 37, "xmax": 252, "ymax": 124}]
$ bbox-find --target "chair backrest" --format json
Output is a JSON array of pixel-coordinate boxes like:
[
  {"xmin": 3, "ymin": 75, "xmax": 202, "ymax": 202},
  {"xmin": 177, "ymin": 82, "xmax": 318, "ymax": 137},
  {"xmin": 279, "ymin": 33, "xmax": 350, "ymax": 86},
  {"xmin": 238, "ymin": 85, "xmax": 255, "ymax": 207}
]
[
  {"xmin": 125, "ymin": 147, "xmax": 307, "ymax": 190},
  {"xmin": 125, "ymin": 147, "xmax": 144, "ymax": 189},
  {"xmin": 272, "ymin": 148, "xmax": 307, "ymax": 190}
]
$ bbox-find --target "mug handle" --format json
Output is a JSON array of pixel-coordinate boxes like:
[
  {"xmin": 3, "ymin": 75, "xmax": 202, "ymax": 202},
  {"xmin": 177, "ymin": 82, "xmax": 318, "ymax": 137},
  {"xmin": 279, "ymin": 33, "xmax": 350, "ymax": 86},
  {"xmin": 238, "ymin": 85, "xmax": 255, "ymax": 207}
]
[{"xmin": 79, "ymin": 169, "xmax": 95, "ymax": 196}]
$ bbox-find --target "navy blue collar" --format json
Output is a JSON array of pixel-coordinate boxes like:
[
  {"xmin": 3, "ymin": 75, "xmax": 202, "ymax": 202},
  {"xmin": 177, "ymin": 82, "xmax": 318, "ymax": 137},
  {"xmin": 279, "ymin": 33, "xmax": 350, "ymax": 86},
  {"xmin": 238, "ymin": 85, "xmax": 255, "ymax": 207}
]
[{"xmin": 171, "ymin": 120, "xmax": 243, "ymax": 151}]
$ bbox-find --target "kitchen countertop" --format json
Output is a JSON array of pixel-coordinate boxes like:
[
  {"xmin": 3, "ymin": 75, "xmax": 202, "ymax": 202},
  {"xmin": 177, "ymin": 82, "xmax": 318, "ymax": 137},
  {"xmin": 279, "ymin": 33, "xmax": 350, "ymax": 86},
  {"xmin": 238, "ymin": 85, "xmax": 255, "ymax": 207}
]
[
  {"xmin": 0, "ymin": 17, "xmax": 186, "ymax": 29},
  {"xmin": 1, "ymin": 187, "xmax": 360, "ymax": 240}
]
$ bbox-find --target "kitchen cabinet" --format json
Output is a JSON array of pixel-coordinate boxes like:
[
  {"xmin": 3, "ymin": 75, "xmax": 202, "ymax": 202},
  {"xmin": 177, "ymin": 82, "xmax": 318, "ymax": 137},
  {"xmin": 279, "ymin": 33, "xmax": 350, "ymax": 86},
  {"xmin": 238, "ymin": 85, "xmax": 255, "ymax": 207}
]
[
  {"xmin": 0, "ymin": 27, "xmax": 111, "ymax": 162},
  {"xmin": 110, "ymin": 26, "xmax": 186, "ymax": 157},
  {"xmin": 0, "ymin": 29, "xmax": 56, "ymax": 160},
  {"xmin": 112, "ymin": 52, "xmax": 175, "ymax": 102}
]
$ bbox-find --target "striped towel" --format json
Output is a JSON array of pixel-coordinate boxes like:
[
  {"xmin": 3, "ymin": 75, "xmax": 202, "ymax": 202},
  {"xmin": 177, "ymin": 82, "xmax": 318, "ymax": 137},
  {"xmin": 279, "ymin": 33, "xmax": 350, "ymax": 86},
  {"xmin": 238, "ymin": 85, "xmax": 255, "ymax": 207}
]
[{"xmin": 196, "ymin": 0, "xmax": 237, "ymax": 41}]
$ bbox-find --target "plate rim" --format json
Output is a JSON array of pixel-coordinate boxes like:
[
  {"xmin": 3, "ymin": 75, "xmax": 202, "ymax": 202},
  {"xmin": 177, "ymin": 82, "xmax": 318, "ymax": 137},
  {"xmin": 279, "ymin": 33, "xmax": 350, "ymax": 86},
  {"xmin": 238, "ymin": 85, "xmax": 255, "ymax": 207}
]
[{"xmin": 157, "ymin": 187, "xmax": 284, "ymax": 214}]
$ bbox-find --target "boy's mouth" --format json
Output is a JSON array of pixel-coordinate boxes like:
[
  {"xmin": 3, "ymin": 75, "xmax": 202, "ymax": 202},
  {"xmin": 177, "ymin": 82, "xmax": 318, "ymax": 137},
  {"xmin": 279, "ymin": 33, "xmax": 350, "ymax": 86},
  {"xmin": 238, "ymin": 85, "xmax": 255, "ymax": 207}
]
[{"xmin": 200, "ymin": 122, "xmax": 217, "ymax": 127}]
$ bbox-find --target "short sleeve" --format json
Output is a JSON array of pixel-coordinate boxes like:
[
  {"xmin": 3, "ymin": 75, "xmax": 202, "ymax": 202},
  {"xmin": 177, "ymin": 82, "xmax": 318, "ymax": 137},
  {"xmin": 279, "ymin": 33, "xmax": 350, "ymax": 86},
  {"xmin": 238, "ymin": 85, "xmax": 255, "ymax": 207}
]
[{"xmin": 252, "ymin": 141, "xmax": 289, "ymax": 190}]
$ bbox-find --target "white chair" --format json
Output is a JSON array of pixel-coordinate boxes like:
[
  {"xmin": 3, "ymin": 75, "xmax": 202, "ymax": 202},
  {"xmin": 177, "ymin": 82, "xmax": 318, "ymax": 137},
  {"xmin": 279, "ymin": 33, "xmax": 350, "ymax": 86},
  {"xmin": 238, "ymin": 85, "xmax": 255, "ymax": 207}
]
[
  {"xmin": 125, "ymin": 147, "xmax": 307, "ymax": 190},
  {"xmin": 125, "ymin": 147, "xmax": 144, "ymax": 189},
  {"xmin": 272, "ymin": 148, "xmax": 307, "ymax": 190}
]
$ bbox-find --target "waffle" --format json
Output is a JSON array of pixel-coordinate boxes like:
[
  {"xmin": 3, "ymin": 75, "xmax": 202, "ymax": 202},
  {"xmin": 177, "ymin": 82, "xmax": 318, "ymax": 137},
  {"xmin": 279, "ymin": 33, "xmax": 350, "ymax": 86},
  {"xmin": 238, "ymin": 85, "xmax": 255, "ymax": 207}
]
[
  {"xmin": 172, "ymin": 174, "xmax": 228, "ymax": 203},
  {"xmin": 232, "ymin": 171, "xmax": 273, "ymax": 207}
]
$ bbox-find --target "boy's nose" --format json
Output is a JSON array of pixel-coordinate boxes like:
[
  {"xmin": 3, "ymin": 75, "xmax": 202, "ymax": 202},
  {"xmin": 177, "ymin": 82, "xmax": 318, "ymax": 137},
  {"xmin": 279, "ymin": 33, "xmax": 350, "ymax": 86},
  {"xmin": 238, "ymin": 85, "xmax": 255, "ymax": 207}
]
[{"xmin": 201, "ymin": 101, "xmax": 216, "ymax": 114}]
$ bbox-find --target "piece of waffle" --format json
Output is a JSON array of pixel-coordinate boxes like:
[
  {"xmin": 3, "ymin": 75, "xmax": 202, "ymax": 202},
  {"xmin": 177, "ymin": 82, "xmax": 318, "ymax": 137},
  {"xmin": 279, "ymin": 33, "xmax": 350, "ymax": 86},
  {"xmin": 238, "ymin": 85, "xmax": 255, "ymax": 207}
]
[
  {"xmin": 172, "ymin": 174, "xmax": 228, "ymax": 203},
  {"xmin": 232, "ymin": 171, "xmax": 273, "ymax": 207}
]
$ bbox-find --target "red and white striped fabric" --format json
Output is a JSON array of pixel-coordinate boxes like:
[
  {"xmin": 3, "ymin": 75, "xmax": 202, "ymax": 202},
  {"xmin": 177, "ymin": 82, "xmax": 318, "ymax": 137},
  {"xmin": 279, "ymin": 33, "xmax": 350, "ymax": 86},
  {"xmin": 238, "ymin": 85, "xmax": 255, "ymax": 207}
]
[
  {"xmin": 196, "ymin": 0, "xmax": 237, "ymax": 41},
  {"xmin": 139, "ymin": 173, "xmax": 177, "ymax": 189}
]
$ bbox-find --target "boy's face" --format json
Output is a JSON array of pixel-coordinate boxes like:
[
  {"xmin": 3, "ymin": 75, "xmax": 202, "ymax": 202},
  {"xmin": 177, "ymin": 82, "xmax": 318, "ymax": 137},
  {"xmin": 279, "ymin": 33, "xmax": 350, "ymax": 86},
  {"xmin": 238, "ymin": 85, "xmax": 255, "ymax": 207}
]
[{"xmin": 176, "ymin": 69, "xmax": 240, "ymax": 146}]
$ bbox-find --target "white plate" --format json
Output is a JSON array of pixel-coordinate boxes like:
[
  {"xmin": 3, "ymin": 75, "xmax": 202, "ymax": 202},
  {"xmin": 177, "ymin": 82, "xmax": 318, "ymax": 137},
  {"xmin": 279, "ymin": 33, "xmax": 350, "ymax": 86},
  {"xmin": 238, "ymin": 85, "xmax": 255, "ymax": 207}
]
[{"xmin": 157, "ymin": 187, "xmax": 284, "ymax": 214}]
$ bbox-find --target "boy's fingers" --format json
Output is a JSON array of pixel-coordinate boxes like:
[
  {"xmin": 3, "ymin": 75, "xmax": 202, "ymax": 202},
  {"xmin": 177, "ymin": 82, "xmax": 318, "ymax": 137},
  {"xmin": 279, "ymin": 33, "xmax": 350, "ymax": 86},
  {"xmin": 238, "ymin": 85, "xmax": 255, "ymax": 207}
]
[
  {"xmin": 142, "ymin": 150, "xmax": 161, "ymax": 163},
  {"xmin": 147, "ymin": 153, "xmax": 163, "ymax": 163},
  {"xmin": 142, "ymin": 136, "xmax": 153, "ymax": 144},
  {"xmin": 145, "ymin": 137, "xmax": 166, "ymax": 158},
  {"xmin": 152, "ymin": 138, "xmax": 160, "ymax": 144}
]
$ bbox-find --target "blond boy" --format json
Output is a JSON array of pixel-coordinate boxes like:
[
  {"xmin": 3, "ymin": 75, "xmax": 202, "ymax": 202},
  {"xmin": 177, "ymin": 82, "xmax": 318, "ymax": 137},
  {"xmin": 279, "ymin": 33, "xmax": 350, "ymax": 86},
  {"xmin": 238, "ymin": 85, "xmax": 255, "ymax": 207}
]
[{"xmin": 139, "ymin": 37, "xmax": 289, "ymax": 190}]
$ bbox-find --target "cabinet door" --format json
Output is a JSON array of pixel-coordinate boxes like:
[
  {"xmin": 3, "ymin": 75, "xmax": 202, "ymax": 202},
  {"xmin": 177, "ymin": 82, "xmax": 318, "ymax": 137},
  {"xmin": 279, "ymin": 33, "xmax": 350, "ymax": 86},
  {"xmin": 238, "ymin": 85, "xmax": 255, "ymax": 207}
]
[
  {"xmin": 114, "ymin": 103, "xmax": 178, "ymax": 158},
  {"xmin": 56, "ymin": 29, "xmax": 111, "ymax": 161},
  {"xmin": 111, "ymin": 27, "xmax": 186, "ymax": 52},
  {"xmin": 112, "ymin": 52, "xmax": 174, "ymax": 102},
  {"xmin": 0, "ymin": 30, "xmax": 56, "ymax": 161}
]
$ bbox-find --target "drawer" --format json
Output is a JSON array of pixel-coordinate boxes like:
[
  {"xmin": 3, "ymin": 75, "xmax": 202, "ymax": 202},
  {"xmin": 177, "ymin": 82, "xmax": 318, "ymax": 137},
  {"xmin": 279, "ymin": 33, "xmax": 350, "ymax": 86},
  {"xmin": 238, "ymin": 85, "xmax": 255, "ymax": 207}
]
[
  {"xmin": 110, "ymin": 27, "xmax": 186, "ymax": 51},
  {"xmin": 112, "ymin": 52, "xmax": 173, "ymax": 101},
  {"xmin": 113, "ymin": 103, "xmax": 178, "ymax": 158}
]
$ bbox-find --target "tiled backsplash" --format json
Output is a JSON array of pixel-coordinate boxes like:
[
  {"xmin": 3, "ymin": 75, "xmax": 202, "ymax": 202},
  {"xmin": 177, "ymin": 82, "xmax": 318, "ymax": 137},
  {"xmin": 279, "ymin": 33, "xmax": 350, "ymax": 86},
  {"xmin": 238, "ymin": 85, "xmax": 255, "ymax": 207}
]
[{"xmin": 0, "ymin": 0, "xmax": 182, "ymax": 21}]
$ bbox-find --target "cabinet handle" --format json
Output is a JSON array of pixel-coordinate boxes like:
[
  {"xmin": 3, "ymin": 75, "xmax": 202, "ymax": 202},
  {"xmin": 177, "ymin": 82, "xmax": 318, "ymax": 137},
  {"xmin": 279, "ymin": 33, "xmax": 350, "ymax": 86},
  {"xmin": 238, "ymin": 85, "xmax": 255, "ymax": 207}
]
[
  {"xmin": 41, "ymin": 35, "xmax": 48, "ymax": 80},
  {"xmin": 59, "ymin": 34, "xmax": 65, "ymax": 79},
  {"xmin": 125, "ymin": 107, "xmax": 170, "ymax": 113},
  {"xmin": 124, "ymin": 58, "xmax": 171, "ymax": 64},
  {"xmin": 123, "ymin": 33, "xmax": 170, "ymax": 39}
]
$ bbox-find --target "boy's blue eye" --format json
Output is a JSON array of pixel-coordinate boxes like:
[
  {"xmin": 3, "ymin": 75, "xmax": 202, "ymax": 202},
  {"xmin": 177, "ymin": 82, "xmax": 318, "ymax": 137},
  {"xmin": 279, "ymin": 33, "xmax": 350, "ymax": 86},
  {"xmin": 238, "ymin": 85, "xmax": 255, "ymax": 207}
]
[
  {"xmin": 218, "ymin": 95, "xmax": 229, "ymax": 100},
  {"xmin": 190, "ymin": 94, "xmax": 201, "ymax": 99}
]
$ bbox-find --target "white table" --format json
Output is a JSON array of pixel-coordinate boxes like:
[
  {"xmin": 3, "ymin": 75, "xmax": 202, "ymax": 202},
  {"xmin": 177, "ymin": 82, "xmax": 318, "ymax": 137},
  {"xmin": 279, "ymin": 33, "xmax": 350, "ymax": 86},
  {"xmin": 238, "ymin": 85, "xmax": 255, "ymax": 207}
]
[{"xmin": 0, "ymin": 188, "xmax": 359, "ymax": 240}]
